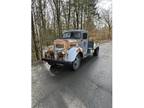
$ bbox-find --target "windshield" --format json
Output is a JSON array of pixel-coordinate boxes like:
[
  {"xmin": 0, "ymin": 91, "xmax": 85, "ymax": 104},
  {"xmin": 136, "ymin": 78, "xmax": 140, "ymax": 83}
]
[{"xmin": 63, "ymin": 32, "xmax": 81, "ymax": 39}]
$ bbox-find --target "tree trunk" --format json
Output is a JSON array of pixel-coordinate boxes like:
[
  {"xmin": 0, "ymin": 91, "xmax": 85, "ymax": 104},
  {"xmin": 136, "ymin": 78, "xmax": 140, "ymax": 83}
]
[
  {"xmin": 76, "ymin": 10, "xmax": 79, "ymax": 29},
  {"xmin": 68, "ymin": 0, "xmax": 71, "ymax": 29},
  {"xmin": 32, "ymin": 14, "xmax": 40, "ymax": 61},
  {"xmin": 80, "ymin": 6, "xmax": 83, "ymax": 29}
]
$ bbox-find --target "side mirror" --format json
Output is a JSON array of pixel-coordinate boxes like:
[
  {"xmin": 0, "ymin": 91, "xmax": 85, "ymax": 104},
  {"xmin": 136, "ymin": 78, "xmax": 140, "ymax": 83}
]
[{"xmin": 83, "ymin": 33, "xmax": 87, "ymax": 39}]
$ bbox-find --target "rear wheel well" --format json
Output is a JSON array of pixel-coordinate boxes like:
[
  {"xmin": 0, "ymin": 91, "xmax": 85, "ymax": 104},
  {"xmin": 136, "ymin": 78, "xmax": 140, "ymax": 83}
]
[
  {"xmin": 96, "ymin": 47, "xmax": 99, "ymax": 51},
  {"xmin": 93, "ymin": 47, "xmax": 99, "ymax": 56}
]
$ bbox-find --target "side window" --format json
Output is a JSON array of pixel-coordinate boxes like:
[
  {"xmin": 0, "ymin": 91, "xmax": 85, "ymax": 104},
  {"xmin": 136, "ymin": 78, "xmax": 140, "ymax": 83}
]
[{"xmin": 83, "ymin": 33, "xmax": 87, "ymax": 39}]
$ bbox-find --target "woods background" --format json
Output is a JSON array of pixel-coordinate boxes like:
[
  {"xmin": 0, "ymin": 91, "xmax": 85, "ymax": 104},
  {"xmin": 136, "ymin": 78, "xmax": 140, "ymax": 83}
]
[{"xmin": 31, "ymin": 0, "xmax": 112, "ymax": 62}]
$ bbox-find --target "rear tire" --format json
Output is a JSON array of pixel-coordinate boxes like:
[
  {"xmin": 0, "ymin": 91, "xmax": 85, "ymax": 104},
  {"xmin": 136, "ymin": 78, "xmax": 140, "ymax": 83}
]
[
  {"xmin": 93, "ymin": 47, "xmax": 99, "ymax": 56},
  {"xmin": 71, "ymin": 54, "xmax": 81, "ymax": 71}
]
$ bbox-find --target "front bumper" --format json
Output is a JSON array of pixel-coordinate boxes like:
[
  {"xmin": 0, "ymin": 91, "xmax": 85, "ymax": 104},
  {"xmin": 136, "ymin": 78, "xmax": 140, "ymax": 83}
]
[{"xmin": 42, "ymin": 58, "xmax": 72, "ymax": 65}]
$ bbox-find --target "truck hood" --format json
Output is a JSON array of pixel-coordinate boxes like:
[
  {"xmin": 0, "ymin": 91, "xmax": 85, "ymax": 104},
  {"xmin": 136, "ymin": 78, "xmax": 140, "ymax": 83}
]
[
  {"xmin": 54, "ymin": 39, "xmax": 78, "ymax": 44},
  {"xmin": 54, "ymin": 39, "xmax": 79, "ymax": 48},
  {"xmin": 53, "ymin": 39, "xmax": 80, "ymax": 53}
]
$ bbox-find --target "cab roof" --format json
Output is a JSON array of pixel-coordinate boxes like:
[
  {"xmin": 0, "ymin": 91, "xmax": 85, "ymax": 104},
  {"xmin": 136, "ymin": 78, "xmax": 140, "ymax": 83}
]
[{"xmin": 63, "ymin": 29, "xmax": 87, "ymax": 33}]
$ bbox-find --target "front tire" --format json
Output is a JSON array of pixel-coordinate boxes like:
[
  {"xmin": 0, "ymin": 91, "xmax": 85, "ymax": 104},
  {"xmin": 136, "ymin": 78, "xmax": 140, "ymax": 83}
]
[{"xmin": 71, "ymin": 55, "xmax": 81, "ymax": 71}]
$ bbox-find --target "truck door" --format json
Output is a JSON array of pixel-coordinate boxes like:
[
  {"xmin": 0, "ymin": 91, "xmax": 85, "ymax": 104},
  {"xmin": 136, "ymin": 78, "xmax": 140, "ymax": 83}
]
[{"xmin": 81, "ymin": 33, "xmax": 88, "ymax": 56}]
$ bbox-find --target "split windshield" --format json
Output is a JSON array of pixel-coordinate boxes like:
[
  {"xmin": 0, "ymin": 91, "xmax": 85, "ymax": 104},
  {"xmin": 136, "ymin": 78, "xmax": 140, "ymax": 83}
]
[{"xmin": 63, "ymin": 32, "xmax": 81, "ymax": 39}]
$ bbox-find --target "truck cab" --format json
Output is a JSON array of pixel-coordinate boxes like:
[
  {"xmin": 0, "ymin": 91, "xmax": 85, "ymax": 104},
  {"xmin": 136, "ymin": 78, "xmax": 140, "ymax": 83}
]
[{"xmin": 62, "ymin": 30, "xmax": 89, "ymax": 56}]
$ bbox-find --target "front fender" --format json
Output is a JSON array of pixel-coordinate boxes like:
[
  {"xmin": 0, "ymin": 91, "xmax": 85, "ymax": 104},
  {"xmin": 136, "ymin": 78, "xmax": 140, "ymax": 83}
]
[{"xmin": 66, "ymin": 47, "xmax": 82, "ymax": 62}]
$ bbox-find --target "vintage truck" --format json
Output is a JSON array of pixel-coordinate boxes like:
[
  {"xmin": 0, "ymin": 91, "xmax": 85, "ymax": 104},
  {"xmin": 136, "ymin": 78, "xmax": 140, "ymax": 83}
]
[{"xmin": 42, "ymin": 29, "xmax": 99, "ymax": 71}]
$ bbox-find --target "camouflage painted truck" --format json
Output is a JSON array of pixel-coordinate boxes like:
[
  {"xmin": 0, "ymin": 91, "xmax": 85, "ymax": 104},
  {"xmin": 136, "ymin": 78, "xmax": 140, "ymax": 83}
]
[{"xmin": 42, "ymin": 29, "xmax": 99, "ymax": 71}]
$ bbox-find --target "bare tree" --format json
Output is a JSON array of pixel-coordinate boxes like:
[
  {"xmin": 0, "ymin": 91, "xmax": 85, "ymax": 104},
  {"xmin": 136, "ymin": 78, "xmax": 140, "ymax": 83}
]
[
  {"xmin": 53, "ymin": 0, "xmax": 62, "ymax": 37},
  {"xmin": 31, "ymin": 0, "xmax": 112, "ymax": 62},
  {"xmin": 100, "ymin": 8, "xmax": 112, "ymax": 39}
]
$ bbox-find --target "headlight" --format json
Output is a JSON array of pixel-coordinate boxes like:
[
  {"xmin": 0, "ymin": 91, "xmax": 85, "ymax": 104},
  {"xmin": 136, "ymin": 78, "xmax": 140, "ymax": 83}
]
[{"xmin": 62, "ymin": 51, "xmax": 65, "ymax": 55}]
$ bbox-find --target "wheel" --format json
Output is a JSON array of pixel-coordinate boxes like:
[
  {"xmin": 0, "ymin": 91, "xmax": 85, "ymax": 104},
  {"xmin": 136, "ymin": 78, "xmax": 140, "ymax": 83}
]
[
  {"xmin": 50, "ymin": 65, "xmax": 57, "ymax": 73},
  {"xmin": 50, "ymin": 65, "xmax": 60, "ymax": 74},
  {"xmin": 93, "ymin": 47, "xmax": 99, "ymax": 56},
  {"xmin": 71, "ymin": 55, "xmax": 81, "ymax": 71}
]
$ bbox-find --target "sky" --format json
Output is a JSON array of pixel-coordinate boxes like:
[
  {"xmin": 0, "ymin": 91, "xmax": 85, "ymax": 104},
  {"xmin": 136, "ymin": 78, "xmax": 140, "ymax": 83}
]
[{"xmin": 98, "ymin": 0, "xmax": 112, "ymax": 10}]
